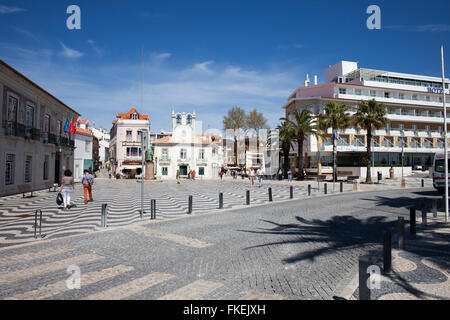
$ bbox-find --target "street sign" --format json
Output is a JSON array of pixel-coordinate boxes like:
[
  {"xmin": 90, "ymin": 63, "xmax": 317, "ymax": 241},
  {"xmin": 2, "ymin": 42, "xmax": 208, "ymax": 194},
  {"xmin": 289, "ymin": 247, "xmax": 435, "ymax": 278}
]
[{"xmin": 141, "ymin": 130, "xmax": 149, "ymax": 152}]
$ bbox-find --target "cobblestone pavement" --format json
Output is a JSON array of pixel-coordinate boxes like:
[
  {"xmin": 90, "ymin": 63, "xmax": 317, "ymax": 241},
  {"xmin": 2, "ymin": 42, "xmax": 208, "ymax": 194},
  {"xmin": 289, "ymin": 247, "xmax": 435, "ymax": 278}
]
[
  {"xmin": 350, "ymin": 216, "xmax": 450, "ymax": 300},
  {"xmin": 0, "ymin": 187, "xmax": 447, "ymax": 300},
  {"xmin": 0, "ymin": 176, "xmax": 434, "ymax": 247}
]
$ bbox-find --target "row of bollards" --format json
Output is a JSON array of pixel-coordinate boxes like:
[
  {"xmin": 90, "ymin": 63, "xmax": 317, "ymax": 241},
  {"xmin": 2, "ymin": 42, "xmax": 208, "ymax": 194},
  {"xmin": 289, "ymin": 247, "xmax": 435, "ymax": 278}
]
[{"xmin": 359, "ymin": 197, "xmax": 442, "ymax": 300}]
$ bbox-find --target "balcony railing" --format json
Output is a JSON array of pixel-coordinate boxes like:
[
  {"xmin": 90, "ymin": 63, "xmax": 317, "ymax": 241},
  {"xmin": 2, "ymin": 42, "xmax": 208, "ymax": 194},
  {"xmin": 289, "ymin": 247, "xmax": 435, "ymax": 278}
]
[{"xmin": 159, "ymin": 157, "xmax": 171, "ymax": 163}]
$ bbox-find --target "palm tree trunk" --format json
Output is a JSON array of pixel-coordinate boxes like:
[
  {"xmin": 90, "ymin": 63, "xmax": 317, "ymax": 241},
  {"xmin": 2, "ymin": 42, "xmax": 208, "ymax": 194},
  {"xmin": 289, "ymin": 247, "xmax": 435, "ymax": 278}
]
[
  {"xmin": 333, "ymin": 128, "xmax": 337, "ymax": 182},
  {"xmin": 283, "ymin": 147, "xmax": 289, "ymax": 177},
  {"xmin": 366, "ymin": 128, "xmax": 372, "ymax": 183},
  {"xmin": 297, "ymin": 135, "xmax": 304, "ymax": 180},
  {"xmin": 234, "ymin": 137, "xmax": 238, "ymax": 167}
]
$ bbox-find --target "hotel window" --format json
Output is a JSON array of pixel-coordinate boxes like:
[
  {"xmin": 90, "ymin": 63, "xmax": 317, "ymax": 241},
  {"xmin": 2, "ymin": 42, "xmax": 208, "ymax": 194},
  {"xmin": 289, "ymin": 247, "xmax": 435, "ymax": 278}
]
[
  {"xmin": 57, "ymin": 120, "xmax": 62, "ymax": 138},
  {"xmin": 412, "ymin": 124, "xmax": 418, "ymax": 132},
  {"xmin": 199, "ymin": 167, "xmax": 205, "ymax": 176},
  {"xmin": 24, "ymin": 156, "xmax": 32, "ymax": 183},
  {"xmin": 355, "ymin": 89, "xmax": 361, "ymax": 96},
  {"xmin": 385, "ymin": 123, "xmax": 391, "ymax": 131},
  {"xmin": 412, "ymin": 94, "xmax": 418, "ymax": 100},
  {"xmin": 339, "ymin": 88, "xmax": 346, "ymax": 94},
  {"xmin": 399, "ymin": 93, "xmax": 404, "ymax": 100},
  {"xmin": 439, "ymin": 97, "xmax": 443, "ymax": 103},
  {"xmin": 137, "ymin": 131, "xmax": 142, "ymax": 142},
  {"xmin": 426, "ymin": 96, "xmax": 431, "ymax": 101},
  {"xmin": 384, "ymin": 92, "xmax": 391, "ymax": 98},
  {"xmin": 180, "ymin": 149, "xmax": 187, "ymax": 160},
  {"xmin": 126, "ymin": 130, "xmax": 132, "ymax": 141},
  {"xmin": 161, "ymin": 148, "xmax": 169, "ymax": 161},
  {"xmin": 43, "ymin": 155, "xmax": 49, "ymax": 181},
  {"xmin": 162, "ymin": 167, "xmax": 168, "ymax": 176},
  {"xmin": 370, "ymin": 90, "xmax": 377, "ymax": 97},
  {"xmin": 438, "ymin": 126, "xmax": 443, "ymax": 133},
  {"xmin": 6, "ymin": 95, "xmax": 18, "ymax": 135},
  {"xmin": 5, "ymin": 154, "xmax": 15, "ymax": 185},
  {"xmin": 425, "ymin": 125, "xmax": 430, "ymax": 132},
  {"xmin": 399, "ymin": 124, "xmax": 404, "ymax": 131}
]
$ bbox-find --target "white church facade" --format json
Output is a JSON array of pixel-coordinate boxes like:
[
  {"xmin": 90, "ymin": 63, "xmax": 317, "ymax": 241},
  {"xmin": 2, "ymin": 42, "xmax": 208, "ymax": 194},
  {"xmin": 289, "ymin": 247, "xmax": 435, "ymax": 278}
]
[{"xmin": 154, "ymin": 111, "xmax": 224, "ymax": 180}]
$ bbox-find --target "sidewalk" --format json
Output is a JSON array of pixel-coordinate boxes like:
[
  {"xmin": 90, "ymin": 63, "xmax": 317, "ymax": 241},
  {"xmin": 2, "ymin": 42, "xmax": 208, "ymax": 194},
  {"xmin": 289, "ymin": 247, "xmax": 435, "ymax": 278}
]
[{"xmin": 348, "ymin": 215, "xmax": 450, "ymax": 300}]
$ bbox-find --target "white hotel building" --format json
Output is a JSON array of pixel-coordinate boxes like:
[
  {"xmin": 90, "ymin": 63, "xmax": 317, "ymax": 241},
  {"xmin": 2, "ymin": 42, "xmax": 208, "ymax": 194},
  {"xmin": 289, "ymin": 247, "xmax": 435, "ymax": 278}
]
[{"xmin": 282, "ymin": 61, "xmax": 450, "ymax": 177}]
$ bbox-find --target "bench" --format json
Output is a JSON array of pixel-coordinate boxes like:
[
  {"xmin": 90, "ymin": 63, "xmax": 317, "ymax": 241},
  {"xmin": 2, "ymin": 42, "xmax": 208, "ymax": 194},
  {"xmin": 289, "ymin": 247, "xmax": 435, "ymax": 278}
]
[
  {"xmin": 17, "ymin": 184, "xmax": 34, "ymax": 198},
  {"xmin": 347, "ymin": 176, "xmax": 360, "ymax": 183}
]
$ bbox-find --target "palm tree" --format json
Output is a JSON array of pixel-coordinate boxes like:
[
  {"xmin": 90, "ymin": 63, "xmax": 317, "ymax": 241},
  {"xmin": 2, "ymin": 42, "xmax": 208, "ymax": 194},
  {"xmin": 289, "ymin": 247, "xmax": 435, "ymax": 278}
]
[
  {"xmin": 317, "ymin": 102, "xmax": 351, "ymax": 181},
  {"xmin": 353, "ymin": 99, "xmax": 388, "ymax": 183},
  {"xmin": 246, "ymin": 109, "xmax": 269, "ymax": 153},
  {"xmin": 223, "ymin": 106, "xmax": 247, "ymax": 166},
  {"xmin": 277, "ymin": 120, "xmax": 295, "ymax": 178},
  {"xmin": 282, "ymin": 109, "xmax": 318, "ymax": 179}
]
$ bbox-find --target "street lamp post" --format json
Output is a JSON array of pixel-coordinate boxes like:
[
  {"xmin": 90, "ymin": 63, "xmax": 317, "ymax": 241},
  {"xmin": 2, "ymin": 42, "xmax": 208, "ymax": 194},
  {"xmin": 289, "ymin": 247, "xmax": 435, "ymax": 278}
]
[
  {"xmin": 441, "ymin": 45, "xmax": 449, "ymax": 222},
  {"xmin": 401, "ymin": 133, "xmax": 405, "ymax": 187}
]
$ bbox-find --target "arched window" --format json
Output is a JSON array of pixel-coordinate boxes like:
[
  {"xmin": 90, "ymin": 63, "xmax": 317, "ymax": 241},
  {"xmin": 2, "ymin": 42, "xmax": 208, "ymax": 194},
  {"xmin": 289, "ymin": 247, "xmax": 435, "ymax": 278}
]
[
  {"xmin": 131, "ymin": 113, "xmax": 138, "ymax": 120},
  {"xmin": 176, "ymin": 114, "xmax": 182, "ymax": 125},
  {"xmin": 187, "ymin": 114, "xmax": 192, "ymax": 125}
]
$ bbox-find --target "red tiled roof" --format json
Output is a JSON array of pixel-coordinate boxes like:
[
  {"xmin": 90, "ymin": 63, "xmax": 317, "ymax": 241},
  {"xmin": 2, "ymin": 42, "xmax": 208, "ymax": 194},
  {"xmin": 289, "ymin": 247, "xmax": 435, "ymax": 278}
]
[
  {"xmin": 154, "ymin": 136, "xmax": 171, "ymax": 144},
  {"xmin": 76, "ymin": 128, "xmax": 93, "ymax": 136},
  {"xmin": 116, "ymin": 107, "xmax": 149, "ymax": 120}
]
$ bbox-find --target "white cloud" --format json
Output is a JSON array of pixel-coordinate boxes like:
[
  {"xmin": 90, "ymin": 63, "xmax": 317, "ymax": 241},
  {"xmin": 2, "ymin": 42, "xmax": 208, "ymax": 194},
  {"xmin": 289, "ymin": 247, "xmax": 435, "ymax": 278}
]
[
  {"xmin": 0, "ymin": 46, "xmax": 301, "ymax": 131},
  {"xmin": 154, "ymin": 52, "xmax": 171, "ymax": 60},
  {"xmin": 194, "ymin": 61, "xmax": 214, "ymax": 73},
  {"xmin": 12, "ymin": 27, "xmax": 39, "ymax": 41},
  {"xmin": 0, "ymin": 5, "xmax": 25, "ymax": 14},
  {"xmin": 87, "ymin": 40, "xmax": 103, "ymax": 57},
  {"xmin": 59, "ymin": 41, "xmax": 83, "ymax": 59}
]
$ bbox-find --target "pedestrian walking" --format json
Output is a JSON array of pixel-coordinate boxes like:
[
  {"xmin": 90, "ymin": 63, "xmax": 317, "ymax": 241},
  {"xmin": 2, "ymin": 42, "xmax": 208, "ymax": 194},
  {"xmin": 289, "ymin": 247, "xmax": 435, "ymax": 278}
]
[
  {"xmin": 249, "ymin": 168, "xmax": 255, "ymax": 187},
  {"xmin": 176, "ymin": 170, "xmax": 181, "ymax": 184},
  {"xmin": 108, "ymin": 169, "xmax": 112, "ymax": 179},
  {"xmin": 241, "ymin": 169, "xmax": 245, "ymax": 180},
  {"xmin": 257, "ymin": 167, "xmax": 264, "ymax": 187},
  {"xmin": 60, "ymin": 169, "xmax": 75, "ymax": 210},
  {"xmin": 81, "ymin": 169, "xmax": 94, "ymax": 204},
  {"xmin": 278, "ymin": 168, "xmax": 283, "ymax": 181},
  {"xmin": 192, "ymin": 170, "xmax": 196, "ymax": 180},
  {"xmin": 288, "ymin": 169, "xmax": 293, "ymax": 182}
]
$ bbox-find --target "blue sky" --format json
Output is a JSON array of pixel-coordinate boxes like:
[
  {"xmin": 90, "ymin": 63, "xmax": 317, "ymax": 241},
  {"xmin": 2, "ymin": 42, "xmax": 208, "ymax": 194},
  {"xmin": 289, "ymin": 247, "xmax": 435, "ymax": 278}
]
[{"xmin": 1, "ymin": 0, "xmax": 450, "ymax": 132}]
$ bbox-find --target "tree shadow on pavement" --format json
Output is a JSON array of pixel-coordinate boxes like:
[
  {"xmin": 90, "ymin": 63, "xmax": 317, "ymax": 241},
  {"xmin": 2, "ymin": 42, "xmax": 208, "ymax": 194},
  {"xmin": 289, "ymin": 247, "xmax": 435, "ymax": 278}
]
[{"xmin": 238, "ymin": 215, "xmax": 397, "ymax": 264}]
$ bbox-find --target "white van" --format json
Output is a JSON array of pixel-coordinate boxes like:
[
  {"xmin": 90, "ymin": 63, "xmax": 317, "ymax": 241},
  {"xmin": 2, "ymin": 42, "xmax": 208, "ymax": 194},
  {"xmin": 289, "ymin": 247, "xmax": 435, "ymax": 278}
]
[{"xmin": 433, "ymin": 153, "xmax": 450, "ymax": 193}]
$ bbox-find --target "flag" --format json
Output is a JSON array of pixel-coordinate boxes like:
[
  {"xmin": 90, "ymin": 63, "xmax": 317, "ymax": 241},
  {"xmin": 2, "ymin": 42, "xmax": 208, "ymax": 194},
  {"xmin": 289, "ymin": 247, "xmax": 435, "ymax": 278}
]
[
  {"xmin": 71, "ymin": 116, "xmax": 79, "ymax": 135},
  {"xmin": 68, "ymin": 114, "xmax": 75, "ymax": 134},
  {"xmin": 64, "ymin": 114, "xmax": 71, "ymax": 133}
]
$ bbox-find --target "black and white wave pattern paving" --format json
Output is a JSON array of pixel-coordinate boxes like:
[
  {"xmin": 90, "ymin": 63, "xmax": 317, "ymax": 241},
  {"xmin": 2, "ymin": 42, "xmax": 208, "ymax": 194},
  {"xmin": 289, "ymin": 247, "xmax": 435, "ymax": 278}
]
[{"xmin": 0, "ymin": 179, "xmax": 312, "ymax": 247}]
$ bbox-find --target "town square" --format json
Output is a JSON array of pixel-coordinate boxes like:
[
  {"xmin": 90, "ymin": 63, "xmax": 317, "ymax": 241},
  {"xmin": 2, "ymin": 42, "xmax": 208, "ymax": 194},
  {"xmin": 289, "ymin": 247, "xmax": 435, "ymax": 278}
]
[{"xmin": 0, "ymin": 0, "xmax": 449, "ymax": 309}]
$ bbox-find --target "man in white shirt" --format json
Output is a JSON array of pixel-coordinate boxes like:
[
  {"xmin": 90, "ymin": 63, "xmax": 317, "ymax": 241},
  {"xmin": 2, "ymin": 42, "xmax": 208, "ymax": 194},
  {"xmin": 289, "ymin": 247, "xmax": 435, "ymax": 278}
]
[{"xmin": 257, "ymin": 167, "xmax": 264, "ymax": 188}]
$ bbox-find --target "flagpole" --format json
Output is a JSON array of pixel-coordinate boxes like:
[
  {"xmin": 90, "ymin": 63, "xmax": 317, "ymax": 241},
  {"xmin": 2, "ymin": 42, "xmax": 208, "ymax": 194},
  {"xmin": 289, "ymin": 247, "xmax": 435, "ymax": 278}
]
[{"xmin": 442, "ymin": 45, "xmax": 449, "ymax": 223}]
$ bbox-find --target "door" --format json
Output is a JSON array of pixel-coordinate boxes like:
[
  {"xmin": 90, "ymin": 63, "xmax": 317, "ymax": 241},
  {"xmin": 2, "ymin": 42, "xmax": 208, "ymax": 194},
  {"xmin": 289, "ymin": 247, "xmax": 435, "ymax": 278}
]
[
  {"xmin": 179, "ymin": 165, "xmax": 187, "ymax": 176},
  {"xmin": 54, "ymin": 152, "xmax": 61, "ymax": 184}
]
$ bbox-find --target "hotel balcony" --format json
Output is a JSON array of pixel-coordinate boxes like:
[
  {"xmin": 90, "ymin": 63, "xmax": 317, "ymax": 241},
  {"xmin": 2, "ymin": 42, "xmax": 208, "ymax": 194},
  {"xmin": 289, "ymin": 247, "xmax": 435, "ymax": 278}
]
[{"xmin": 177, "ymin": 157, "xmax": 191, "ymax": 164}]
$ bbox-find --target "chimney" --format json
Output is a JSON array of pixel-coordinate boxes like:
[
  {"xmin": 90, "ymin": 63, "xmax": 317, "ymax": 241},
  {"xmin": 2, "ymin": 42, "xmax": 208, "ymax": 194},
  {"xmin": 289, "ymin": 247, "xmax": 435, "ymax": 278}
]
[
  {"xmin": 304, "ymin": 74, "xmax": 310, "ymax": 87},
  {"xmin": 314, "ymin": 75, "xmax": 318, "ymax": 86}
]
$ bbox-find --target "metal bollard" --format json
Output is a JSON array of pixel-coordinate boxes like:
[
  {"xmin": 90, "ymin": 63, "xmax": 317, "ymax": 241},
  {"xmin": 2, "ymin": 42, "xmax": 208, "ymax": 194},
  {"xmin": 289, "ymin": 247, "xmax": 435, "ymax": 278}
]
[
  {"xmin": 421, "ymin": 179, "xmax": 424, "ymax": 188},
  {"xmin": 422, "ymin": 209, "xmax": 427, "ymax": 226},
  {"xmin": 324, "ymin": 183, "xmax": 327, "ymax": 195},
  {"xmin": 308, "ymin": 184, "xmax": 311, "ymax": 196},
  {"xmin": 290, "ymin": 186, "xmax": 293, "ymax": 199},
  {"xmin": 188, "ymin": 196, "xmax": 193, "ymax": 214},
  {"xmin": 151, "ymin": 200, "xmax": 156, "ymax": 220},
  {"xmin": 101, "ymin": 204, "xmax": 107, "ymax": 227},
  {"xmin": 268, "ymin": 188, "xmax": 273, "ymax": 202},
  {"xmin": 340, "ymin": 182, "xmax": 343, "ymax": 193},
  {"xmin": 410, "ymin": 209, "xmax": 416, "ymax": 235},
  {"xmin": 432, "ymin": 199, "xmax": 437, "ymax": 218},
  {"xmin": 219, "ymin": 193, "xmax": 223, "ymax": 209},
  {"xmin": 358, "ymin": 256, "xmax": 377, "ymax": 300},
  {"xmin": 398, "ymin": 217, "xmax": 405, "ymax": 250},
  {"xmin": 383, "ymin": 231, "xmax": 392, "ymax": 272},
  {"xmin": 246, "ymin": 190, "xmax": 250, "ymax": 205}
]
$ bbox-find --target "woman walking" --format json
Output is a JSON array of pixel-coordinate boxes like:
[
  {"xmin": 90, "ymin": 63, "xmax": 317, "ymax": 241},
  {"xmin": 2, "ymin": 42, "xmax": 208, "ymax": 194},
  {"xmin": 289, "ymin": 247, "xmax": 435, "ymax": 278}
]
[
  {"xmin": 249, "ymin": 168, "xmax": 255, "ymax": 187},
  {"xmin": 176, "ymin": 170, "xmax": 181, "ymax": 184},
  {"xmin": 60, "ymin": 169, "xmax": 75, "ymax": 210}
]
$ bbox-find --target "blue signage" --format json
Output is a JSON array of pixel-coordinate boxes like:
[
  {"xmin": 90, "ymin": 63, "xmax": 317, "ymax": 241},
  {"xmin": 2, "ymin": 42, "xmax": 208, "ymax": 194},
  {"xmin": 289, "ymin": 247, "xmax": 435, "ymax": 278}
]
[{"xmin": 428, "ymin": 87, "xmax": 445, "ymax": 94}]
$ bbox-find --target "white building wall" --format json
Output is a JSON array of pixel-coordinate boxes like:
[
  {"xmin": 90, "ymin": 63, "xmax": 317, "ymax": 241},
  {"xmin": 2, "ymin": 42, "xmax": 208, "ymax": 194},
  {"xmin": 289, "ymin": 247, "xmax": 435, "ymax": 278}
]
[{"xmin": 74, "ymin": 134, "xmax": 93, "ymax": 180}]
